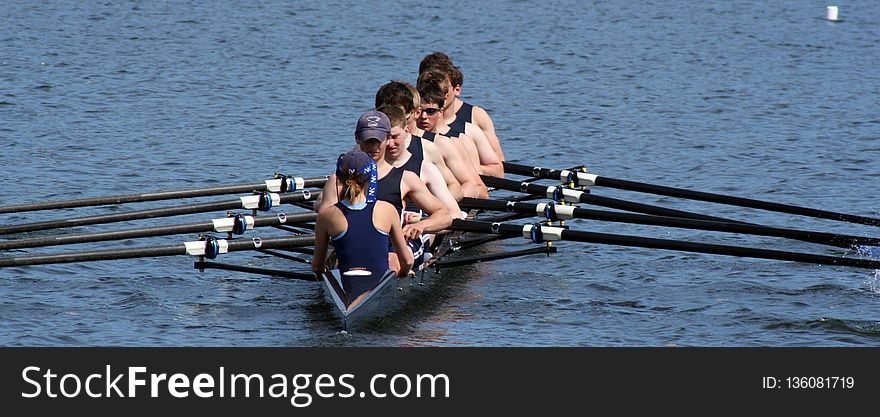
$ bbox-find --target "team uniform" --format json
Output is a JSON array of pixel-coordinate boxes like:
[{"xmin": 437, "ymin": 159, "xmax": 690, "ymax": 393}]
[
  {"xmin": 376, "ymin": 145, "xmax": 432, "ymax": 268},
  {"xmin": 330, "ymin": 200, "xmax": 389, "ymax": 299},
  {"xmin": 446, "ymin": 101, "xmax": 473, "ymax": 138}
]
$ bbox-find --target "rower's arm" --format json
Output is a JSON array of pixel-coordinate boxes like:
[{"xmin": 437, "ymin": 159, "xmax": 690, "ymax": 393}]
[
  {"xmin": 434, "ymin": 136, "xmax": 487, "ymax": 199},
  {"xmin": 463, "ymin": 129, "xmax": 504, "ymax": 178},
  {"xmin": 472, "ymin": 106, "xmax": 506, "ymax": 161},
  {"xmin": 380, "ymin": 202, "xmax": 413, "ymax": 277},
  {"xmin": 311, "ymin": 210, "xmax": 331, "ymax": 275},
  {"xmin": 421, "ymin": 161, "xmax": 465, "ymax": 219},
  {"xmin": 314, "ymin": 173, "xmax": 339, "ymax": 212},
  {"xmin": 402, "ymin": 171, "xmax": 452, "ymax": 235},
  {"xmin": 424, "ymin": 140, "xmax": 463, "ymax": 201}
]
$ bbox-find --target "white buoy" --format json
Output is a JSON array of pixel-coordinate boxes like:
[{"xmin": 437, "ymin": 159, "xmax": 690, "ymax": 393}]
[{"xmin": 826, "ymin": 5, "xmax": 839, "ymax": 21}]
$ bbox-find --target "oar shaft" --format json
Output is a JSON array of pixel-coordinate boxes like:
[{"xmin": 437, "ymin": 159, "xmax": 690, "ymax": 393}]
[
  {"xmin": 0, "ymin": 202, "xmax": 239, "ymax": 235},
  {"xmin": 0, "ymin": 224, "xmax": 209, "ymax": 251},
  {"xmin": 459, "ymin": 198, "xmax": 880, "ymax": 248},
  {"xmin": 0, "ymin": 191, "xmax": 320, "ymax": 236},
  {"xmin": 0, "ymin": 244, "xmax": 187, "ymax": 267},
  {"xmin": 0, "ymin": 235, "xmax": 315, "ymax": 268},
  {"xmin": 594, "ymin": 176, "xmax": 880, "ymax": 227},
  {"xmin": 194, "ymin": 261, "xmax": 317, "ymax": 281},
  {"xmin": 556, "ymin": 227, "xmax": 880, "ymax": 270},
  {"xmin": 481, "ymin": 176, "xmax": 744, "ymax": 224},
  {"xmin": 504, "ymin": 162, "xmax": 880, "ymax": 227},
  {"xmin": 0, "ymin": 177, "xmax": 328, "ymax": 214},
  {"xmin": 451, "ymin": 219, "xmax": 880, "ymax": 270},
  {"xmin": 0, "ymin": 212, "xmax": 317, "ymax": 251},
  {"xmin": 584, "ymin": 193, "xmax": 744, "ymax": 224}
]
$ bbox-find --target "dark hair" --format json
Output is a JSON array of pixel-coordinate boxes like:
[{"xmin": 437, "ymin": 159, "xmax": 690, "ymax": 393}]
[
  {"xmin": 418, "ymin": 52, "xmax": 453, "ymax": 75},
  {"xmin": 416, "ymin": 74, "xmax": 447, "ymax": 109},
  {"xmin": 375, "ymin": 81, "xmax": 417, "ymax": 113},
  {"xmin": 448, "ymin": 65, "xmax": 463, "ymax": 89}
]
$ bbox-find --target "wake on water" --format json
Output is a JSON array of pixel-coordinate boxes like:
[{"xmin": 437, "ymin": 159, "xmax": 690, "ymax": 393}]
[
  {"xmin": 855, "ymin": 245, "xmax": 880, "ymax": 294},
  {"xmin": 867, "ymin": 269, "xmax": 880, "ymax": 294}
]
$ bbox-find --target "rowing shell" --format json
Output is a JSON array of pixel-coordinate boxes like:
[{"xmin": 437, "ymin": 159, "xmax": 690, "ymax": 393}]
[{"xmin": 319, "ymin": 212, "xmax": 474, "ymax": 331}]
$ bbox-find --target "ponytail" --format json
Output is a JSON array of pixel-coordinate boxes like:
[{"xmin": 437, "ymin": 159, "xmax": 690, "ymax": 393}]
[{"xmin": 339, "ymin": 171, "xmax": 369, "ymax": 203}]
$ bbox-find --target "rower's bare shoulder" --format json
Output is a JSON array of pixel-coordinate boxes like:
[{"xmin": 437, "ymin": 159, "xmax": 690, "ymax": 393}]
[
  {"xmin": 401, "ymin": 169, "xmax": 427, "ymax": 188},
  {"xmin": 374, "ymin": 201, "xmax": 402, "ymax": 230},
  {"xmin": 432, "ymin": 133, "xmax": 454, "ymax": 142},
  {"xmin": 472, "ymin": 105, "xmax": 494, "ymax": 124},
  {"xmin": 316, "ymin": 203, "xmax": 342, "ymax": 219},
  {"xmin": 400, "ymin": 171, "xmax": 434, "ymax": 201},
  {"xmin": 374, "ymin": 200, "xmax": 395, "ymax": 212},
  {"xmin": 422, "ymin": 138, "xmax": 439, "ymax": 152}
]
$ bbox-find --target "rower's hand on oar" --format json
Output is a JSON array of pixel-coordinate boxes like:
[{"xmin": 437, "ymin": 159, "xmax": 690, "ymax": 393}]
[
  {"xmin": 402, "ymin": 222, "xmax": 428, "ymax": 241},
  {"xmin": 403, "ymin": 212, "xmax": 422, "ymax": 224},
  {"xmin": 402, "ymin": 213, "xmax": 426, "ymax": 240}
]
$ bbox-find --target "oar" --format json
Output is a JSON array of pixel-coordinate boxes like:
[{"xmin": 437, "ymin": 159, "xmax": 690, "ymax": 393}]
[
  {"xmin": 0, "ymin": 212, "xmax": 317, "ymax": 251},
  {"xmin": 0, "ymin": 235, "xmax": 315, "ymax": 268},
  {"xmin": 481, "ymin": 175, "xmax": 745, "ymax": 224},
  {"xmin": 0, "ymin": 175, "xmax": 327, "ymax": 214},
  {"xmin": 0, "ymin": 190, "xmax": 321, "ymax": 236},
  {"xmin": 459, "ymin": 198, "xmax": 880, "ymax": 249},
  {"xmin": 450, "ymin": 219, "xmax": 880, "ymax": 270},
  {"xmin": 504, "ymin": 162, "xmax": 880, "ymax": 227}
]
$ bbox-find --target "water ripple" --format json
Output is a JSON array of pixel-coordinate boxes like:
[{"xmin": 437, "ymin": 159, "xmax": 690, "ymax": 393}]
[{"xmin": 2, "ymin": 0, "xmax": 879, "ymax": 346}]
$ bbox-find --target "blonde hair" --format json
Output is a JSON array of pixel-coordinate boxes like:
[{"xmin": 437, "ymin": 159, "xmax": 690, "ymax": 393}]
[
  {"xmin": 339, "ymin": 171, "xmax": 368, "ymax": 203},
  {"xmin": 375, "ymin": 105, "xmax": 406, "ymax": 129},
  {"xmin": 404, "ymin": 83, "xmax": 421, "ymax": 111}
]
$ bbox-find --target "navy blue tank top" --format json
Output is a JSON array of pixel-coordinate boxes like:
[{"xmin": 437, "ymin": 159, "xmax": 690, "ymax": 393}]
[
  {"xmin": 447, "ymin": 101, "xmax": 473, "ymax": 138},
  {"xmin": 376, "ymin": 166, "xmax": 404, "ymax": 213},
  {"xmin": 377, "ymin": 161, "xmax": 426, "ymax": 255},
  {"xmin": 407, "ymin": 134, "xmax": 424, "ymax": 161},
  {"xmin": 424, "ymin": 125, "xmax": 463, "ymax": 139},
  {"xmin": 399, "ymin": 153, "xmax": 423, "ymax": 176},
  {"xmin": 331, "ymin": 202, "xmax": 390, "ymax": 300}
]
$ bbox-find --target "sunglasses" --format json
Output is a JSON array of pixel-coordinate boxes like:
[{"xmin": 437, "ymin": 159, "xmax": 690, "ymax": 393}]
[{"xmin": 420, "ymin": 107, "xmax": 443, "ymax": 116}]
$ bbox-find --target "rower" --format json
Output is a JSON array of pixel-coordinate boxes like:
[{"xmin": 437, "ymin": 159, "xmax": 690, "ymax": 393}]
[
  {"xmin": 419, "ymin": 52, "xmax": 507, "ymax": 162},
  {"xmin": 416, "ymin": 72, "xmax": 504, "ymax": 178},
  {"xmin": 312, "ymin": 151, "xmax": 413, "ymax": 306},
  {"xmin": 375, "ymin": 81, "xmax": 488, "ymax": 199},
  {"xmin": 375, "ymin": 81, "xmax": 462, "ymax": 200},
  {"xmin": 376, "ymin": 104, "xmax": 464, "ymax": 221},
  {"xmin": 315, "ymin": 110, "xmax": 452, "ymax": 271}
]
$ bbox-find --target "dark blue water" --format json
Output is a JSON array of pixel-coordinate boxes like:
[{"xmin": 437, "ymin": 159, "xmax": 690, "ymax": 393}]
[{"xmin": 2, "ymin": 0, "xmax": 879, "ymax": 346}]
